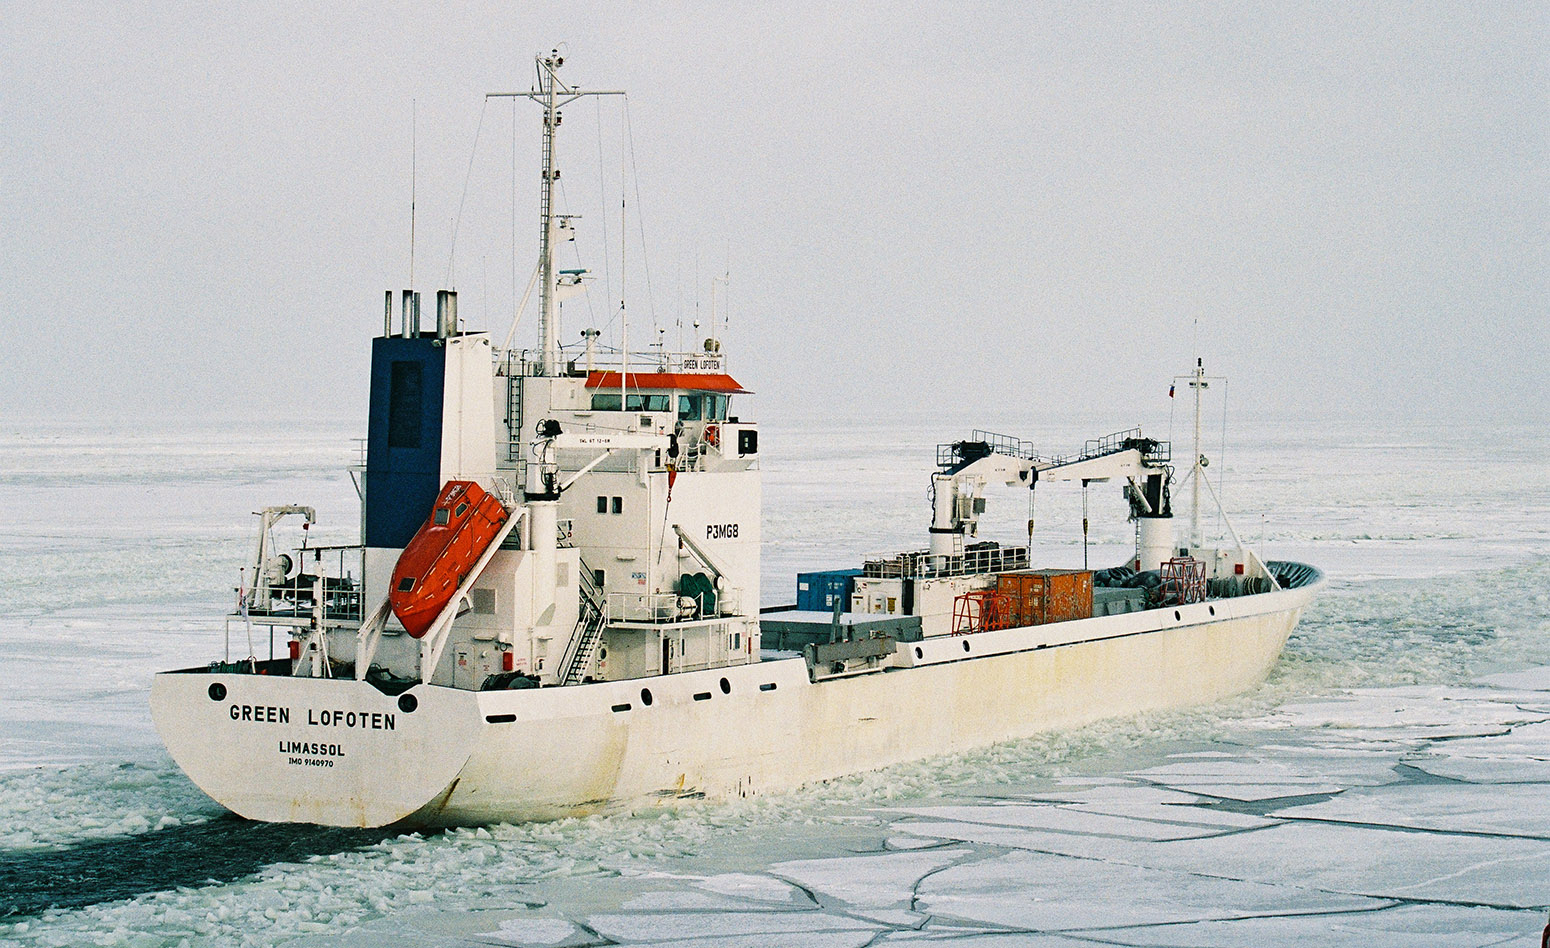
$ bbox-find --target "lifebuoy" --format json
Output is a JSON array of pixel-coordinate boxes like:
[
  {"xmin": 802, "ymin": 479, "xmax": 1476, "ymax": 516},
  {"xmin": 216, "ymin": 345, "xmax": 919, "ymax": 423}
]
[{"xmin": 704, "ymin": 424, "xmax": 719, "ymax": 447}]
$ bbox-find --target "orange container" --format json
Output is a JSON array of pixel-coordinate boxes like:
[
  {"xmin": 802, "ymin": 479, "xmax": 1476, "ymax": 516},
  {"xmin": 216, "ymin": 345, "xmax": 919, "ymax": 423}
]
[{"xmin": 995, "ymin": 569, "xmax": 1094, "ymax": 626}]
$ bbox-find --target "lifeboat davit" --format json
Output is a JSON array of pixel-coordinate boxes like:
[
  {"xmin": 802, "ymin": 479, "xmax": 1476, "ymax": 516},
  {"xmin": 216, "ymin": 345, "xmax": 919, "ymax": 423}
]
[{"xmin": 390, "ymin": 481, "xmax": 509, "ymax": 638}]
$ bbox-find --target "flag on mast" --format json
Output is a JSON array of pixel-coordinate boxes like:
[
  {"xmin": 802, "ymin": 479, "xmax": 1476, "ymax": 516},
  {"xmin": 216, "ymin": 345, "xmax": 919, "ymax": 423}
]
[{"xmin": 1168, "ymin": 384, "xmax": 1175, "ymax": 398}]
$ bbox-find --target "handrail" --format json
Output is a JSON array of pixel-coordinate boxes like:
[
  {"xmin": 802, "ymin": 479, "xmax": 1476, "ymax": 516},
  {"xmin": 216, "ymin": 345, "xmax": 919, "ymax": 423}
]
[
  {"xmin": 554, "ymin": 554, "xmax": 610, "ymax": 684},
  {"xmin": 243, "ymin": 544, "xmax": 364, "ymax": 623},
  {"xmin": 496, "ymin": 346, "xmax": 732, "ymax": 379},
  {"xmin": 862, "ymin": 544, "xmax": 1030, "ymax": 580}
]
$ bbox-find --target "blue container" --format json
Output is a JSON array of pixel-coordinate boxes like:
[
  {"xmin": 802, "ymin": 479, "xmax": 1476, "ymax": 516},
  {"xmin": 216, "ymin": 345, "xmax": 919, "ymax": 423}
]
[{"xmin": 796, "ymin": 569, "xmax": 862, "ymax": 613}]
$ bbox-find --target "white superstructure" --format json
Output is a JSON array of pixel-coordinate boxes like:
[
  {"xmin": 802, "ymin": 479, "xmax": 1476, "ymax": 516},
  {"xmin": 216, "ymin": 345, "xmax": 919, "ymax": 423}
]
[{"xmin": 149, "ymin": 54, "xmax": 1322, "ymax": 828}]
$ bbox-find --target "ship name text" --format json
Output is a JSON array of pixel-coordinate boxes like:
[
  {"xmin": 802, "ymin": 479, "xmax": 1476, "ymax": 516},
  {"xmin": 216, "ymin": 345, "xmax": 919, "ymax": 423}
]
[
  {"xmin": 308, "ymin": 709, "xmax": 396, "ymax": 730},
  {"xmin": 226, "ymin": 704, "xmax": 396, "ymax": 730},
  {"xmin": 231, "ymin": 704, "xmax": 289, "ymax": 723}
]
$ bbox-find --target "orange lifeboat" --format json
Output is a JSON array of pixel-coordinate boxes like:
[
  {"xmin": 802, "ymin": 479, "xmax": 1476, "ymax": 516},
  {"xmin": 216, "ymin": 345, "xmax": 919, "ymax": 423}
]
[{"xmin": 390, "ymin": 481, "xmax": 509, "ymax": 638}]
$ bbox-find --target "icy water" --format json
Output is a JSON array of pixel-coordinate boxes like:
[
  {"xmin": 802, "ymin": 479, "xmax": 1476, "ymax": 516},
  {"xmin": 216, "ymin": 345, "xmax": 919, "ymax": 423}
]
[{"xmin": 1, "ymin": 412, "xmax": 1548, "ymax": 946}]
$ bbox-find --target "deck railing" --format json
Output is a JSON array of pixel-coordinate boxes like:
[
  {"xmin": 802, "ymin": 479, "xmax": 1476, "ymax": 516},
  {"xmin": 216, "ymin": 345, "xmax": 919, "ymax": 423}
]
[
  {"xmin": 861, "ymin": 544, "xmax": 1030, "ymax": 580},
  {"xmin": 605, "ymin": 587, "xmax": 745, "ymax": 623},
  {"xmin": 496, "ymin": 346, "xmax": 731, "ymax": 379}
]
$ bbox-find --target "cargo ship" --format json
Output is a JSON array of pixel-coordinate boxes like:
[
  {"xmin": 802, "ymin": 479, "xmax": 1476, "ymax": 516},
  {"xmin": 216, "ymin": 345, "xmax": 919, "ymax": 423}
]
[{"xmin": 149, "ymin": 53, "xmax": 1322, "ymax": 828}]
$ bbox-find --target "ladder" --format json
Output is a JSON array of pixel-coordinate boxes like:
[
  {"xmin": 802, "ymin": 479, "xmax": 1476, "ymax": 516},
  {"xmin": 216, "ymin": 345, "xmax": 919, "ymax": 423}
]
[
  {"xmin": 506, "ymin": 374, "xmax": 523, "ymax": 462},
  {"xmin": 558, "ymin": 556, "xmax": 608, "ymax": 685}
]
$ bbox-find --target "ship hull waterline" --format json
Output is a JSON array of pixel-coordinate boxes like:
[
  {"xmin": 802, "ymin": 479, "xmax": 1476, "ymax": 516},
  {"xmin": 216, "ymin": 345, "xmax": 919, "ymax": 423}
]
[{"xmin": 150, "ymin": 578, "xmax": 1318, "ymax": 828}]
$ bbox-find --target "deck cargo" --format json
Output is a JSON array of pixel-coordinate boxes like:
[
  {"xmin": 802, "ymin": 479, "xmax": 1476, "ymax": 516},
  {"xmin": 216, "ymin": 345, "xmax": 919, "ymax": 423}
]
[{"xmin": 996, "ymin": 569, "xmax": 1095, "ymax": 626}]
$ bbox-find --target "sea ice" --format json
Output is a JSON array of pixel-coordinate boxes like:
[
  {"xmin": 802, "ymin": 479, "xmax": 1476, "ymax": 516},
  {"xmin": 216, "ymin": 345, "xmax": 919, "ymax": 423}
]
[
  {"xmin": 875, "ymin": 932, "xmax": 1102, "ymax": 946},
  {"xmin": 768, "ymin": 849, "xmax": 967, "ymax": 910},
  {"xmin": 1085, "ymin": 903, "xmax": 1544, "ymax": 948},
  {"xmin": 1408, "ymin": 753, "xmax": 1550, "ymax": 785},
  {"xmin": 1059, "ymin": 800, "xmax": 1275, "ymax": 831},
  {"xmin": 911, "ymin": 848, "xmax": 1386, "ymax": 932},
  {"xmin": 1259, "ymin": 687, "xmax": 1549, "ymax": 742},
  {"xmin": 1271, "ymin": 781, "xmax": 1550, "ymax": 837},
  {"xmin": 583, "ymin": 935, "xmax": 876, "ymax": 948},
  {"xmin": 4, "ymin": 423, "xmax": 1548, "ymax": 948},
  {"xmin": 0, "ymin": 759, "xmax": 218, "ymax": 851},
  {"xmin": 693, "ymin": 871, "xmax": 814, "ymax": 904},
  {"xmin": 1478, "ymin": 667, "xmax": 1550, "ymax": 691},
  {"xmin": 892, "ymin": 803, "xmax": 1235, "ymax": 841},
  {"xmin": 582, "ymin": 910, "xmax": 877, "ymax": 942},
  {"xmin": 1021, "ymin": 782, "xmax": 1204, "ymax": 806},
  {"xmin": 282, "ymin": 909, "xmax": 584, "ymax": 948},
  {"xmin": 483, "ymin": 917, "xmax": 584, "ymax": 946},
  {"xmin": 1109, "ymin": 821, "xmax": 1550, "ymax": 909},
  {"xmin": 619, "ymin": 890, "xmax": 767, "ymax": 911}
]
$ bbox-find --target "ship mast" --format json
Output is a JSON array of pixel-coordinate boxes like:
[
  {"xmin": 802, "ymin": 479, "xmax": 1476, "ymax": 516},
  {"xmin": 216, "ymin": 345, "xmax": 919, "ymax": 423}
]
[
  {"xmin": 1189, "ymin": 356, "xmax": 1208, "ymax": 549},
  {"xmin": 489, "ymin": 52, "xmax": 623, "ymax": 377}
]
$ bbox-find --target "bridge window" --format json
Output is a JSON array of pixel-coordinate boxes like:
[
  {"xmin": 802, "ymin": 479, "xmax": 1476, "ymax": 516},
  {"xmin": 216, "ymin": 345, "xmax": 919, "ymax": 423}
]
[
  {"xmin": 611, "ymin": 496, "xmax": 623, "ymax": 514},
  {"xmin": 678, "ymin": 393, "xmax": 730, "ymax": 420},
  {"xmin": 626, "ymin": 394, "xmax": 670, "ymax": 412},
  {"xmin": 590, "ymin": 393, "xmax": 622, "ymax": 411},
  {"xmin": 596, "ymin": 496, "xmax": 608, "ymax": 514}
]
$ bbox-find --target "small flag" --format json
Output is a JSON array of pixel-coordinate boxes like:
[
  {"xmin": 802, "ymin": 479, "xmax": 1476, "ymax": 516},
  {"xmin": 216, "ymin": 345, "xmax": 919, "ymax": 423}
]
[{"xmin": 1168, "ymin": 384, "xmax": 1175, "ymax": 398}]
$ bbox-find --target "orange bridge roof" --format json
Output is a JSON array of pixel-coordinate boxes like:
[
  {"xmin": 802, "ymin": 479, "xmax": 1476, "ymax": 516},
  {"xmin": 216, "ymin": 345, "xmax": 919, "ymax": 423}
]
[{"xmin": 585, "ymin": 371, "xmax": 749, "ymax": 393}]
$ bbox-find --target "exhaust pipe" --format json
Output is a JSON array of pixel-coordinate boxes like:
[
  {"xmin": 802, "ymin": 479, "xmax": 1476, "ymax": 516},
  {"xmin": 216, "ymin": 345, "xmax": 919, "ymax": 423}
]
[{"xmin": 436, "ymin": 290, "xmax": 457, "ymax": 338}]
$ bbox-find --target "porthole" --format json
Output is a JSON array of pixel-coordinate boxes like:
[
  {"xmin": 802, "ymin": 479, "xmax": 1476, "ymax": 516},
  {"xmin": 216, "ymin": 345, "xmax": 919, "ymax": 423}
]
[
  {"xmin": 1174, "ymin": 610, "xmax": 1182, "ymax": 621},
  {"xmin": 962, "ymin": 640, "xmax": 971, "ymax": 652},
  {"xmin": 398, "ymin": 693, "xmax": 418, "ymax": 713},
  {"xmin": 640, "ymin": 687, "xmax": 653, "ymax": 706},
  {"xmin": 719, "ymin": 677, "xmax": 731, "ymax": 695},
  {"xmin": 914, "ymin": 647, "xmax": 924, "ymax": 659},
  {"xmin": 1208, "ymin": 606, "xmax": 1216, "ymax": 616},
  {"xmin": 207, "ymin": 682, "xmax": 226, "ymax": 701}
]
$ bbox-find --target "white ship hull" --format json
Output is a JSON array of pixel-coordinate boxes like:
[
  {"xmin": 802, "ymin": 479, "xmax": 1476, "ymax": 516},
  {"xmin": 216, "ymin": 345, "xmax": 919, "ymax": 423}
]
[{"xmin": 151, "ymin": 576, "xmax": 1317, "ymax": 828}]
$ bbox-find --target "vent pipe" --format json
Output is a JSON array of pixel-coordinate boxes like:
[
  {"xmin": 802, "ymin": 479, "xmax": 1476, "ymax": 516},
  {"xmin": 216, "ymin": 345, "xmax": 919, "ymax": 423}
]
[
  {"xmin": 383, "ymin": 290, "xmax": 393, "ymax": 337},
  {"xmin": 436, "ymin": 290, "xmax": 457, "ymax": 338},
  {"xmin": 400, "ymin": 290, "xmax": 413, "ymax": 338}
]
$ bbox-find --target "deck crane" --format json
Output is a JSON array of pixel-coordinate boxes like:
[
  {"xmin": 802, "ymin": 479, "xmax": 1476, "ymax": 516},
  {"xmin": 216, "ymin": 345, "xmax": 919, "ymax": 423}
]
[{"xmin": 929, "ymin": 431, "xmax": 1177, "ymax": 573}]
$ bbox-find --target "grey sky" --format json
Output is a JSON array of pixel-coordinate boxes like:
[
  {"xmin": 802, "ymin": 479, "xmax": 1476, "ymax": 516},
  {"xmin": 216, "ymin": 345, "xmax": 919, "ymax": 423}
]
[{"xmin": 3, "ymin": 2, "xmax": 1545, "ymax": 426}]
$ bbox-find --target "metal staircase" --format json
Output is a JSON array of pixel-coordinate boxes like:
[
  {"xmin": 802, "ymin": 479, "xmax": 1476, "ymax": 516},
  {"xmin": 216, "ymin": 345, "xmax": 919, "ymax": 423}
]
[{"xmin": 557, "ymin": 556, "xmax": 608, "ymax": 685}]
